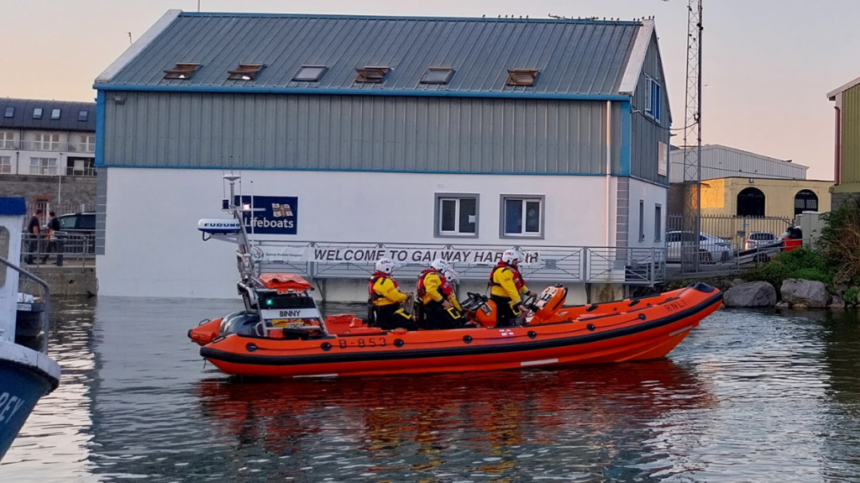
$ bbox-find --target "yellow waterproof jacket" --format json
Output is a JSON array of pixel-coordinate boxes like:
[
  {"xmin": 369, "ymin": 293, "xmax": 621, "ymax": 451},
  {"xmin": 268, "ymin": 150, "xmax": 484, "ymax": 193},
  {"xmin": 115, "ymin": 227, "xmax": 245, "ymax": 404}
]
[
  {"xmin": 419, "ymin": 272, "xmax": 461, "ymax": 310},
  {"xmin": 370, "ymin": 276, "xmax": 408, "ymax": 307},
  {"xmin": 490, "ymin": 267, "xmax": 528, "ymax": 303}
]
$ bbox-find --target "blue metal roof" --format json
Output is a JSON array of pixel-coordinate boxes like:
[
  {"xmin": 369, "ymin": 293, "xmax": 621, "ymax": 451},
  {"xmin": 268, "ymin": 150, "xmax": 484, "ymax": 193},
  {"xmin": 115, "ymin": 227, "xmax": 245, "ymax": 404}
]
[
  {"xmin": 100, "ymin": 12, "xmax": 642, "ymax": 97},
  {"xmin": 0, "ymin": 197, "xmax": 26, "ymax": 216}
]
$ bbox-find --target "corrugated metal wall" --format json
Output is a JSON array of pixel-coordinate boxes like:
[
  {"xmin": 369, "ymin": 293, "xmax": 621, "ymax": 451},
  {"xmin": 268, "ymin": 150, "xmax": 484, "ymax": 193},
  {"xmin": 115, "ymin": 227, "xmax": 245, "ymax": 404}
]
[
  {"xmin": 669, "ymin": 145, "xmax": 807, "ymax": 183},
  {"xmin": 95, "ymin": 169, "xmax": 107, "ymax": 256},
  {"xmin": 630, "ymin": 34, "xmax": 670, "ymax": 185},
  {"xmin": 103, "ymin": 92, "xmax": 617, "ymax": 175},
  {"xmin": 841, "ymin": 85, "xmax": 860, "ymax": 184}
]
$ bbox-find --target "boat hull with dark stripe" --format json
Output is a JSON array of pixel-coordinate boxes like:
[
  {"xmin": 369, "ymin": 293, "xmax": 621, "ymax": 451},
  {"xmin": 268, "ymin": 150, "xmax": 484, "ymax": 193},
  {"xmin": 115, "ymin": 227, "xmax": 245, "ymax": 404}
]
[{"xmin": 197, "ymin": 283, "xmax": 722, "ymax": 378}]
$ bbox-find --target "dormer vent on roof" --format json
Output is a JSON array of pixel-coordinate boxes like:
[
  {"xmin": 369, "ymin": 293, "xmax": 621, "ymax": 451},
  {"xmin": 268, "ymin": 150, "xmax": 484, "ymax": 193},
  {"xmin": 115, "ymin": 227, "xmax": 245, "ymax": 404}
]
[
  {"xmin": 355, "ymin": 66, "xmax": 389, "ymax": 83},
  {"xmin": 163, "ymin": 63, "xmax": 200, "ymax": 80},
  {"xmin": 506, "ymin": 69, "xmax": 539, "ymax": 86},
  {"xmin": 227, "ymin": 63, "xmax": 265, "ymax": 81}
]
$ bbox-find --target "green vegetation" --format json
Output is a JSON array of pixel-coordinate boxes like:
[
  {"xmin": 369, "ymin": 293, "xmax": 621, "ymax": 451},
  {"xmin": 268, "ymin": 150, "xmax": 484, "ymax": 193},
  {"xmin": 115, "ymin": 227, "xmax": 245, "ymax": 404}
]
[
  {"xmin": 819, "ymin": 195, "xmax": 860, "ymax": 284},
  {"xmin": 741, "ymin": 247, "xmax": 835, "ymax": 289}
]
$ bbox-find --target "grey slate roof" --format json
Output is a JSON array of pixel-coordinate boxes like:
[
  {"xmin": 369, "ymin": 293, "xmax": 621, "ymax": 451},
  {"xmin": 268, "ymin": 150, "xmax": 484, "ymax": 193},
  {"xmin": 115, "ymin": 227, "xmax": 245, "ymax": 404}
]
[
  {"xmin": 0, "ymin": 98, "xmax": 96, "ymax": 132},
  {"xmin": 101, "ymin": 12, "xmax": 642, "ymax": 96}
]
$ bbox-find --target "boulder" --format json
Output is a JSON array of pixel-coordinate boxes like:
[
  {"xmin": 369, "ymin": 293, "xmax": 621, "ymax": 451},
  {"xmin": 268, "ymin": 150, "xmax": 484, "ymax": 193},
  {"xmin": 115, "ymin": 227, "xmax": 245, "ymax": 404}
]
[
  {"xmin": 732, "ymin": 278, "xmax": 745, "ymax": 287},
  {"xmin": 780, "ymin": 279, "xmax": 829, "ymax": 309},
  {"xmin": 776, "ymin": 301, "xmax": 790, "ymax": 309},
  {"xmin": 793, "ymin": 303, "xmax": 809, "ymax": 310},
  {"xmin": 723, "ymin": 281, "xmax": 777, "ymax": 308},
  {"xmin": 829, "ymin": 294, "xmax": 846, "ymax": 311}
]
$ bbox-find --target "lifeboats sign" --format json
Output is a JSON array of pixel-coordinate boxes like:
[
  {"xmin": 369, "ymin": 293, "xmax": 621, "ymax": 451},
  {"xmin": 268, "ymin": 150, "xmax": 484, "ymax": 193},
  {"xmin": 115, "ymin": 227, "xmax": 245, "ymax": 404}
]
[
  {"xmin": 234, "ymin": 196, "xmax": 297, "ymax": 235},
  {"xmin": 256, "ymin": 246, "xmax": 540, "ymax": 265}
]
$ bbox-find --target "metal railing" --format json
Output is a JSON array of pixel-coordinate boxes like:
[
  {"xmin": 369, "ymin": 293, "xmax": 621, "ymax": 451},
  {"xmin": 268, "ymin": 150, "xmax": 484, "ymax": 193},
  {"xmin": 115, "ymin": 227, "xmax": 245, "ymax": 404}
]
[
  {"xmin": 243, "ymin": 240, "xmax": 667, "ymax": 286},
  {"xmin": 0, "ymin": 255, "xmax": 50, "ymax": 353},
  {"xmin": 20, "ymin": 233, "xmax": 95, "ymax": 267}
]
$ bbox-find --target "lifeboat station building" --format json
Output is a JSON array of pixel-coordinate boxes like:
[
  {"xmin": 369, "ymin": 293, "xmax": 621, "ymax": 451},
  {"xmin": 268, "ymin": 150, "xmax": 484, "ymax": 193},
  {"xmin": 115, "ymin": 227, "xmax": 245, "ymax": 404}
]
[{"xmin": 93, "ymin": 10, "xmax": 672, "ymax": 303}]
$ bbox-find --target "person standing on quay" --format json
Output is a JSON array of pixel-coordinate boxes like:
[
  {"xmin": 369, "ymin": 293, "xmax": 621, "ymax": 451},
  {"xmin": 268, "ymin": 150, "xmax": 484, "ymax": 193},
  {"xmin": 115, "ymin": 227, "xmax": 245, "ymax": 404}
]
[{"xmin": 24, "ymin": 209, "xmax": 42, "ymax": 265}]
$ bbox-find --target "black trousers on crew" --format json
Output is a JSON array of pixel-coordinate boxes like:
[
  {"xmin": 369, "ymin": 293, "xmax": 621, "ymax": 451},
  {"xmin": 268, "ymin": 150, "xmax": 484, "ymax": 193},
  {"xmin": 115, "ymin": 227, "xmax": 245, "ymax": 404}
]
[
  {"xmin": 422, "ymin": 301, "xmax": 465, "ymax": 330},
  {"xmin": 490, "ymin": 295, "xmax": 520, "ymax": 328},
  {"xmin": 372, "ymin": 304, "xmax": 418, "ymax": 331}
]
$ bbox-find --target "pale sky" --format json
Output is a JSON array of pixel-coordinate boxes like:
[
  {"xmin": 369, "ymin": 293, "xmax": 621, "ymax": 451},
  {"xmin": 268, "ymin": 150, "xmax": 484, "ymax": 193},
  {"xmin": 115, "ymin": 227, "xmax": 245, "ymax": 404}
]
[{"xmin": 2, "ymin": 0, "xmax": 858, "ymax": 180}]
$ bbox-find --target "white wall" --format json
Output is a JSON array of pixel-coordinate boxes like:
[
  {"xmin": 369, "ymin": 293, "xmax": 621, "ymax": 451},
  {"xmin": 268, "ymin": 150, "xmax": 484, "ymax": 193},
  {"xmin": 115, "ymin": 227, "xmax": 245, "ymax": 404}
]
[
  {"xmin": 98, "ymin": 168, "xmax": 617, "ymax": 298},
  {"xmin": 627, "ymin": 178, "xmax": 667, "ymax": 249},
  {"xmin": 0, "ymin": 213, "xmax": 23, "ymax": 341}
]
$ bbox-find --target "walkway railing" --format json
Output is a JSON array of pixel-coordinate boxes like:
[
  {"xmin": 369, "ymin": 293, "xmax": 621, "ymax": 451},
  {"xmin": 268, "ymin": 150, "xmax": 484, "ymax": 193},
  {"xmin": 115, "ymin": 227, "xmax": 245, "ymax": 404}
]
[
  {"xmin": 19, "ymin": 233, "xmax": 95, "ymax": 267},
  {"xmin": 246, "ymin": 241, "xmax": 667, "ymax": 285}
]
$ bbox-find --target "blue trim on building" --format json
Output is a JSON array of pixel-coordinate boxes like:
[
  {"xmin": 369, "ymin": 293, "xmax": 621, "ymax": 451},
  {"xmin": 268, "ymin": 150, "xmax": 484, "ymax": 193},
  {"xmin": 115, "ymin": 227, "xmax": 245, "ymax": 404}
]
[
  {"xmin": 95, "ymin": 91, "xmax": 105, "ymax": 168},
  {"xmin": 93, "ymin": 84, "xmax": 630, "ymax": 102},
  {"xmin": 179, "ymin": 11, "xmax": 643, "ymax": 25},
  {"xmin": 0, "ymin": 197, "xmax": 26, "ymax": 216},
  {"xmin": 620, "ymin": 100, "xmax": 631, "ymax": 177},
  {"xmin": 99, "ymin": 163, "xmax": 619, "ymax": 177}
]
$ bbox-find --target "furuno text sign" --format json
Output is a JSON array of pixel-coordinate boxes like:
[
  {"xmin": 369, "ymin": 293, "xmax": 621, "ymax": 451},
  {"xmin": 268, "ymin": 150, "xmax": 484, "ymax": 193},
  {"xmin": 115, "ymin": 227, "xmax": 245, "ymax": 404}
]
[{"xmin": 234, "ymin": 196, "xmax": 298, "ymax": 235}]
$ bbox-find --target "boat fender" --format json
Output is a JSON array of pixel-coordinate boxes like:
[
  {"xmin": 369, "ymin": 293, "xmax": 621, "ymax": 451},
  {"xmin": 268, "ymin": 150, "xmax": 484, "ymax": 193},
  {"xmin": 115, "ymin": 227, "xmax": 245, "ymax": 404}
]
[
  {"xmin": 638, "ymin": 313, "xmax": 647, "ymax": 320},
  {"xmin": 321, "ymin": 342, "xmax": 332, "ymax": 351},
  {"xmin": 394, "ymin": 339, "xmax": 405, "ymax": 347},
  {"xmin": 246, "ymin": 343, "xmax": 258, "ymax": 352},
  {"xmin": 528, "ymin": 331, "xmax": 537, "ymax": 339},
  {"xmin": 463, "ymin": 335, "xmax": 473, "ymax": 344},
  {"xmin": 586, "ymin": 323, "xmax": 596, "ymax": 332}
]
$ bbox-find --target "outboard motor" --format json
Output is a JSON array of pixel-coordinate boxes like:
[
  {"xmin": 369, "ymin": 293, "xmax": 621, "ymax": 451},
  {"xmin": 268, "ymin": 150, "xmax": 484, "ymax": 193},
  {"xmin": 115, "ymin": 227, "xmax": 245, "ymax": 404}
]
[{"xmin": 219, "ymin": 311, "xmax": 262, "ymax": 337}]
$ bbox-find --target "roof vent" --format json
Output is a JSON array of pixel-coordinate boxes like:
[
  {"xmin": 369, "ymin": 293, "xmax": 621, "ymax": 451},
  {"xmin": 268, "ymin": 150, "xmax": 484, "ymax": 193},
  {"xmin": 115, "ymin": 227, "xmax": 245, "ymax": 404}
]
[
  {"xmin": 420, "ymin": 67, "xmax": 454, "ymax": 85},
  {"xmin": 507, "ymin": 69, "xmax": 538, "ymax": 86},
  {"xmin": 163, "ymin": 63, "xmax": 200, "ymax": 80},
  {"xmin": 355, "ymin": 66, "xmax": 389, "ymax": 83},
  {"xmin": 293, "ymin": 65, "xmax": 327, "ymax": 82},
  {"xmin": 228, "ymin": 63, "xmax": 265, "ymax": 81}
]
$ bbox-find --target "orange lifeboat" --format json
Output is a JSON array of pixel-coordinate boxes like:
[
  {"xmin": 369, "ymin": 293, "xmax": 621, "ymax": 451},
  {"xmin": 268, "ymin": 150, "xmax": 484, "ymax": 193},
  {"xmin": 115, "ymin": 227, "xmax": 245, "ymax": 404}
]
[{"xmin": 189, "ymin": 275, "xmax": 722, "ymax": 378}]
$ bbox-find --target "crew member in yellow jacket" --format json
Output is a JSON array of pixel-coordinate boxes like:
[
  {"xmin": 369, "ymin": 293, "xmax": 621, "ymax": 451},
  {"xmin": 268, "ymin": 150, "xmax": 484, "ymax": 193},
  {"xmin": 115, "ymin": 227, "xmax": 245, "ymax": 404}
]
[
  {"xmin": 417, "ymin": 259, "xmax": 466, "ymax": 330},
  {"xmin": 488, "ymin": 249, "xmax": 533, "ymax": 327},
  {"xmin": 367, "ymin": 258, "xmax": 417, "ymax": 331}
]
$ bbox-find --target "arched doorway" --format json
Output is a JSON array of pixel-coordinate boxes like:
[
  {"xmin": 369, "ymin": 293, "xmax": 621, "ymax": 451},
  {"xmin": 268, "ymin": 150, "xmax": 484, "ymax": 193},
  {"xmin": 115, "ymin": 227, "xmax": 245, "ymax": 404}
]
[
  {"xmin": 794, "ymin": 190, "xmax": 818, "ymax": 216},
  {"xmin": 737, "ymin": 187, "xmax": 765, "ymax": 217}
]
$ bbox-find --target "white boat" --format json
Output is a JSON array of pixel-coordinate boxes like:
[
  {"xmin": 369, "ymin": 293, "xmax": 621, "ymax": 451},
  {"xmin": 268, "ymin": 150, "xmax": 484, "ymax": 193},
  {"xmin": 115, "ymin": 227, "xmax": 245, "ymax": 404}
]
[{"xmin": 0, "ymin": 198, "xmax": 61, "ymax": 461}]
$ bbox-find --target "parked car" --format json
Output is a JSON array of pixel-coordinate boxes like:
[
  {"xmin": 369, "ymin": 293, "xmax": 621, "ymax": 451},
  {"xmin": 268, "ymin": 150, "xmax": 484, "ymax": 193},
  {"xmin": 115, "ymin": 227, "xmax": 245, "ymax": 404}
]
[
  {"xmin": 744, "ymin": 231, "xmax": 777, "ymax": 250},
  {"xmin": 53, "ymin": 212, "xmax": 96, "ymax": 254},
  {"xmin": 666, "ymin": 231, "xmax": 733, "ymax": 263}
]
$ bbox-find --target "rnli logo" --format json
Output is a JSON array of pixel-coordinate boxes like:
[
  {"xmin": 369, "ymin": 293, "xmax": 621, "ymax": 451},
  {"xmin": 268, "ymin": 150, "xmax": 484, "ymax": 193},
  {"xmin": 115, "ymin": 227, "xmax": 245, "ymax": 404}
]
[{"xmin": 499, "ymin": 329, "xmax": 515, "ymax": 337}]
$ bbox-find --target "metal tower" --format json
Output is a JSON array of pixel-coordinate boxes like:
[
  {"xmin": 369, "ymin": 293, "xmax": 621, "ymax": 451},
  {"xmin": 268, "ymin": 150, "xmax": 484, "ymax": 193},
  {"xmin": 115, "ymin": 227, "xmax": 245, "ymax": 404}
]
[{"xmin": 681, "ymin": 0, "xmax": 703, "ymax": 273}]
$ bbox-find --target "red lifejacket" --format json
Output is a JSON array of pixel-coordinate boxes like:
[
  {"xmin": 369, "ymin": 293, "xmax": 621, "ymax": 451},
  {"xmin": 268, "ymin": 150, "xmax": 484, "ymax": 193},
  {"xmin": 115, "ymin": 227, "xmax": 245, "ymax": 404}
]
[
  {"xmin": 489, "ymin": 262, "xmax": 525, "ymax": 291},
  {"xmin": 417, "ymin": 269, "xmax": 453, "ymax": 299},
  {"xmin": 368, "ymin": 272, "xmax": 398, "ymax": 302}
]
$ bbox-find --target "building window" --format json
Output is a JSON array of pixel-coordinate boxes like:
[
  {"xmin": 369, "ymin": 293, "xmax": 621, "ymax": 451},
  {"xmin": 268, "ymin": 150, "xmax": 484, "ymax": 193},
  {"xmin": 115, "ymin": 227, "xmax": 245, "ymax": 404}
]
[
  {"xmin": 33, "ymin": 108, "xmax": 43, "ymax": 119},
  {"xmin": 435, "ymin": 194, "xmax": 478, "ymax": 237},
  {"xmin": 30, "ymin": 157, "xmax": 57, "ymax": 175},
  {"xmin": 33, "ymin": 133, "xmax": 60, "ymax": 151},
  {"xmin": 0, "ymin": 131, "xmax": 15, "ymax": 149},
  {"xmin": 78, "ymin": 110, "xmax": 89, "ymax": 122},
  {"xmin": 420, "ymin": 67, "xmax": 454, "ymax": 84},
  {"xmin": 51, "ymin": 109, "xmax": 61, "ymax": 120},
  {"xmin": 293, "ymin": 65, "xmax": 327, "ymax": 82},
  {"xmin": 4, "ymin": 107, "xmax": 13, "ymax": 118},
  {"xmin": 79, "ymin": 134, "xmax": 95, "ymax": 152},
  {"xmin": 501, "ymin": 195, "xmax": 543, "ymax": 238},
  {"xmin": 737, "ymin": 187, "xmax": 766, "ymax": 217},
  {"xmin": 655, "ymin": 204, "xmax": 662, "ymax": 242},
  {"xmin": 645, "ymin": 76, "xmax": 661, "ymax": 121},
  {"xmin": 794, "ymin": 190, "xmax": 819, "ymax": 216},
  {"xmin": 0, "ymin": 156, "xmax": 11, "ymax": 174},
  {"xmin": 67, "ymin": 158, "xmax": 95, "ymax": 176},
  {"xmin": 638, "ymin": 200, "xmax": 645, "ymax": 242}
]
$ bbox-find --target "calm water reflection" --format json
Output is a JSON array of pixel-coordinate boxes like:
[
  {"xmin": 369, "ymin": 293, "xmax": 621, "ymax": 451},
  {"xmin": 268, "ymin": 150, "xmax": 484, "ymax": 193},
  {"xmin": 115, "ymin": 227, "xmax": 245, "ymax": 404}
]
[{"xmin": 3, "ymin": 297, "xmax": 860, "ymax": 482}]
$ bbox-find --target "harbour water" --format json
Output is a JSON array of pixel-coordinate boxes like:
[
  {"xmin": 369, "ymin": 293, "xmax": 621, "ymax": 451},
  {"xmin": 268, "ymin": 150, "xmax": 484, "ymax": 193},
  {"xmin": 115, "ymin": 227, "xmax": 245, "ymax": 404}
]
[{"xmin": 2, "ymin": 296, "xmax": 860, "ymax": 482}]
